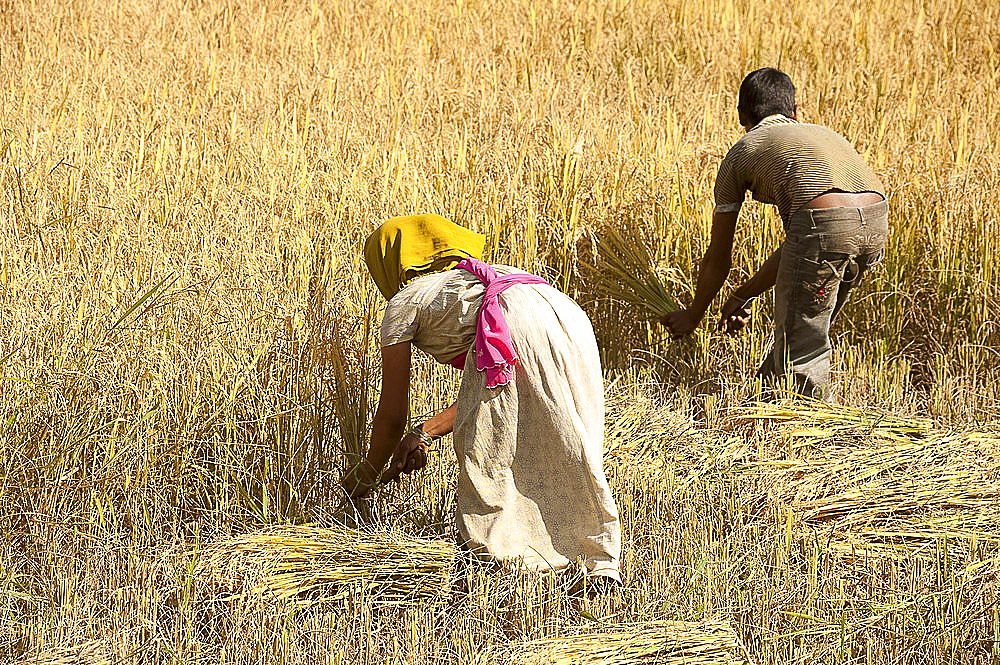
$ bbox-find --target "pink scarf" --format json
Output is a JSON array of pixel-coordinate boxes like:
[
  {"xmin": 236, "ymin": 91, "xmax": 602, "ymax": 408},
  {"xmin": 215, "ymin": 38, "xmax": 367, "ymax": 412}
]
[{"xmin": 450, "ymin": 258, "xmax": 550, "ymax": 388}]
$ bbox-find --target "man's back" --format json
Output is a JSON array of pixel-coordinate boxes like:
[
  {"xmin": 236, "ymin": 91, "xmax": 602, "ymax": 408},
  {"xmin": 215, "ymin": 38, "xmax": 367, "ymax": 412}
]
[{"xmin": 714, "ymin": 114, "xmax": 885, "ymax": 226}]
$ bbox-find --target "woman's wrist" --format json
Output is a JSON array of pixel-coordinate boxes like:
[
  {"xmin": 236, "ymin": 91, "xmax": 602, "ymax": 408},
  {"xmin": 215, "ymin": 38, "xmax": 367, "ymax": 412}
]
[
  {"xmin": 344, "ymin": 459, "xmax": 378, "ymax": 497},
  {"xmin": 407, "ymin": 423, "xmax": 437, "ymax": 447}
]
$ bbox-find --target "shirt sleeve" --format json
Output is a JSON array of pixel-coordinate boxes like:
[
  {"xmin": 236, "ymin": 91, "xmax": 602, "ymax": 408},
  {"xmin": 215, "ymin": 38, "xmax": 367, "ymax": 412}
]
[
  {"xmin": 380, "ymin": 293, "xmax": 420, "ymax": 347},
  {"xmin": 713, "ymin": 144, "xmax": 747, "ymax": 213}
]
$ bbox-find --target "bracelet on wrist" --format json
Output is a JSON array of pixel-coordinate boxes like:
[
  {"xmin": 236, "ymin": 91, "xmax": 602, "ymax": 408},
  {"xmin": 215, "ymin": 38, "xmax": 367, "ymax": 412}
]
[
  {"xmin": 407, "ymin": 424, "xmax": 436, "ymax": 447},
  {"xmin": 729, "ymin": 294, "xmax": 755, "ymax": 309}
]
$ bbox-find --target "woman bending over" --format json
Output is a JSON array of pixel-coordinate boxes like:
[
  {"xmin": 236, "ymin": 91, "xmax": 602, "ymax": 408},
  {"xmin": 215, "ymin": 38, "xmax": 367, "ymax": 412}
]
[{"xmin": 346, "ymin": 214, "xmax": 621, "ymax": 582}]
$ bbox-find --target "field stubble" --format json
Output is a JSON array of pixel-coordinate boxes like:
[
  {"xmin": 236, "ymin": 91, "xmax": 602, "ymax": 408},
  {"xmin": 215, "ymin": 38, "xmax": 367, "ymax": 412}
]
[{"xmin": 2, "ymin": 0, "xmax": 1000, "ymax": 662}]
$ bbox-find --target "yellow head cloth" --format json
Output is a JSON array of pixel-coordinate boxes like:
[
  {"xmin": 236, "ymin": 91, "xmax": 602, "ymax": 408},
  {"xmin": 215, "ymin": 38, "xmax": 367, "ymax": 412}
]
[{"xmin": 363, "ymin": 214, "xmax": 486, "ymax": 300}]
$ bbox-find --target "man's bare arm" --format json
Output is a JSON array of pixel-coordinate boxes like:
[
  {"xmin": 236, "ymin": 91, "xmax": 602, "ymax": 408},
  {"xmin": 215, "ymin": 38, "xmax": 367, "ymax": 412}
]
[
  {"xmin": 661, "ymin": 210, "xmax": 739, "ymax": 338},
  {"xmin": 734, "ymin": 245, "xmax": 781, "ymax": 301},
  {"xmin": 718, "ymin": 246, "xmax": 782, "ymax": 334}
]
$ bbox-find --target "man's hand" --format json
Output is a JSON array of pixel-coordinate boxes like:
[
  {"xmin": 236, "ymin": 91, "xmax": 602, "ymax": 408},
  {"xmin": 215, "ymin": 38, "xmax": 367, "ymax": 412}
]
[
  {"xmin": 718, "ymin": 296, "xmax": 752, "ymax": 335},
  {"xmin": 660, "ymin": 308, "xmax": 702, "ymax": 339},
  {"xmin": 382, "ymin": 431, "xmax": 429, "ymax": 483}
]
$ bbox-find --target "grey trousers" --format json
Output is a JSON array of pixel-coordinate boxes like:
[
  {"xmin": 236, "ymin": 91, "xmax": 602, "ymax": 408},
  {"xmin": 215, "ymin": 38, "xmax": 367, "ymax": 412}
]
[{"xmin": 758, "ymin": 200, "xmax": 889, "ymax": 399}]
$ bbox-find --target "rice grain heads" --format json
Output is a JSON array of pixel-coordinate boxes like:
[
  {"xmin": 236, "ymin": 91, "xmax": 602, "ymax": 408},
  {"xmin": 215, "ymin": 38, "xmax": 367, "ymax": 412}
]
[
  {"xmin": 503, "ymin": 620, "xmax": 747, "ymax": 665},
  {"xmin": 12, "ymin": 642, "xmax": 111, "ymax": 665},
  {"xmin": 194, "ymin": 525, "xmax": 456, "ymax": 606},
  {"xmin": 588, "ymin": 226, "xmax": 689, "ymax": 319}
]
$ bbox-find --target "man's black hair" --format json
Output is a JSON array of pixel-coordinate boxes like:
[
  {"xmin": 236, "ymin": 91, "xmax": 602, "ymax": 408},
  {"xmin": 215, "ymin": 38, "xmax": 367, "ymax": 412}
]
[{"xmin": 737, "ymin": 68, "xmax": 796, "ymax": 126}]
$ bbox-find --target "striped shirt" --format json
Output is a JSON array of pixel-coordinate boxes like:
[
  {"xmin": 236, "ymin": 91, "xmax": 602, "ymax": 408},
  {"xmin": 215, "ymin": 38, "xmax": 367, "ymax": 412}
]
[{"xmin": 714, "ymin": 115, "xmax": 885, "ymax": 224}]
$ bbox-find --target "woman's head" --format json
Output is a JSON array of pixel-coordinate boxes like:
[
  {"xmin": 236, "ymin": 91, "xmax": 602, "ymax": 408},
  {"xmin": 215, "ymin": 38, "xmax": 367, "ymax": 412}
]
[{"xmin": 364, "ymin": 214, "xmax": 486, "ymax": 299}]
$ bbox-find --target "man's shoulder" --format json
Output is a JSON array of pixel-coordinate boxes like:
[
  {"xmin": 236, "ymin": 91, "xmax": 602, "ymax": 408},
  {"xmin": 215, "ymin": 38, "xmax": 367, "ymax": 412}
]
[
  {"xmin": 766, "ymin": 121, "xmax": 848, "ymax": 141},
  {"xmin": 732, "ymin": 121, "xmax": 849, "ymax": 152}
]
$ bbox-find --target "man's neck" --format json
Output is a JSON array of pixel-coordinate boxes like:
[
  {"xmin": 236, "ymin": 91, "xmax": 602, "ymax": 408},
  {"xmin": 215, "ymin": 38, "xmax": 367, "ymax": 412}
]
[{"xmin": 750, "ymin": 114, "xmax": 796, "ymax": 130}]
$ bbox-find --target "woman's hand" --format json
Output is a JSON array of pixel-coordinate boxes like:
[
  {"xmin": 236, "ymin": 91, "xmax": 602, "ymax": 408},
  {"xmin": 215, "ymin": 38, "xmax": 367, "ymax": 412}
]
[
  {"xmin": 341, "ymin": 459, "xmax": 379, "ymax": 499},
  {"xmin": 383, "ymin": 431, "xmax": 429, "ymax": 483}
]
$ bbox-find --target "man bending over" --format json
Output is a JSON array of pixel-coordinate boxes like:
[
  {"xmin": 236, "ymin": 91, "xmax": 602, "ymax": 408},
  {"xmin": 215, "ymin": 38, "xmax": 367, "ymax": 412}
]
[{"xmin": 662, "ymin": 67, "xmax": 888, "ymax": 399}]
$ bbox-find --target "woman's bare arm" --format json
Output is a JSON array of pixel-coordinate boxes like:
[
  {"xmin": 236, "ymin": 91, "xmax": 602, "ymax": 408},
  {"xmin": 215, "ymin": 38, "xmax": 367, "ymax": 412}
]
[
  {"xmin": 343, "ymin": 342, "xmax": 411, "ymax": 498},
  {"xmin": 419, "ymin": 403, "xmax": 456, "ymax": 438}
]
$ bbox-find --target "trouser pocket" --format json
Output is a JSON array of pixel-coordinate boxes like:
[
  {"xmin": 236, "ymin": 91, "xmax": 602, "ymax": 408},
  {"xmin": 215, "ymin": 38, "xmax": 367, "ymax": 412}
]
[{"xmin": 797, "ymin": 253, "xmax": 858, "ymax": 318}]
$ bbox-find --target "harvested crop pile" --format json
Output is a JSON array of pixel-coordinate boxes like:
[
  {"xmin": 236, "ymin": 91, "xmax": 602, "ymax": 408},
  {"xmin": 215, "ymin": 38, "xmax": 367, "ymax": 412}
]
[
  {"xmin": 503, "ymin": 620, "xmax": 747, "ymax": 665},
  {"xmin": 736, "ymin": 402, "xmax": 1000, "ymax": 557},
  {"xmin": 603, "ymin": 388, "xmax": 746, "ymax": 483},
  {"xmin": 604, "ymin": 388, "xmax": 693, "ymax": 461},
  {"xmin": 194, "ymin": 525, "xmax": 456, "ymax": 605},
  {"xmin": 12, "ymin": 642, "xmax": 110, "ymax": 665}
]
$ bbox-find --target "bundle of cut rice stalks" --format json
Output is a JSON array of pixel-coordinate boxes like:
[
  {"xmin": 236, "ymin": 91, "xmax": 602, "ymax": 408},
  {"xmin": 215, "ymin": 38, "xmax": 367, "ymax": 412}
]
[
  {"xmin": 503, "ymin": 620, "xmax": 747, "ymax": 665},
  {"xmin": 604, "ymin": 388, "xmax": 695, "ymax": 460},
  {"xmin": 194, "ymin": 525, "xmax": 456, "ymax": 606},
  {"xmin": 604, "ymin": 388, "xmax": 745, "ymax": 483},
  {"xmin": 588, "ymin": 227, "xmax": 689, "ymax": 319},
  {"xmin": 12, "ymin": 642, "xmax": 110, "ymax": 665},
  {"xmin": 735, "ymin": 402, "xmax": 1000, "ymax": 558},
  {"xmin": 734, "ymin": 400, "xmax": 934, "ymax": 441}
]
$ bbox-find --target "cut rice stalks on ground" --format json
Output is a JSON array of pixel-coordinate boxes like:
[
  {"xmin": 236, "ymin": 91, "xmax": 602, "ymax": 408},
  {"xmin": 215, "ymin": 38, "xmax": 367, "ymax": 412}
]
[
  {"xmin": 587, "ymin": 226, "xmax": 690, "ymax": 318},
  {"xmin": 733, "ymin": 401, "xmax": 1000, "ymax": 558},
  {"xmin": 12, "ymin": 642, "xmax": 111, "ymax": 665},
  {"xmin": 733, "ymin": 400, "xmax": 934, "ymax": 442},
  {"xmin": 503, "ymin": 620, "xmax": 747, "ymax": 665},
  {"xmin": 959, "ymin": 554, "xmax": 1000, "ymax": 595},
  {"xmin": 193, "ymin": 525, "xmax": 456, "ymax": 606},
  {"xmin": 604, "ymin": 389, "xmax": 746, "ymax": 483}
]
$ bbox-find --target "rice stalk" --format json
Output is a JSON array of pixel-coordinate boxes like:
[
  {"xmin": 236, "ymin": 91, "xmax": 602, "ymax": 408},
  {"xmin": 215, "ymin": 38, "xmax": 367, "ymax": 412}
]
[
  {"xmin": 306, "ymin": 250, "xmax": 379, "ymax": 473},
  {"xmin": 959, "ymin": 554, "xmax": 1000, "ymax": 594},
  {"xmin": 735, "ymin": 402, "xmax": 1000, "ymax": 557},
  {"xmin": 503, "ymin": 620, "xmax": 746, "ymax": 665},
  {"xmin": 604, "ymin": 390, "xmax": 748, "ymax": 486},
  {"xmin": 194, "ymin": 525, "xmax": 456, "ymax": 606},
  {"xmin": 327, "ymin": 294, "xmax": 378, "ymax": 472},
  {"xmin": 733, "ymin": 400, "xmax": 933, "ymax": 441},
  {"xmin": 587, "ymin": 226, "xmax": 690, "ymax": 318},
  {"xmin": 12, "ymin": 642, "xmax": 111, "ymax": 665}
]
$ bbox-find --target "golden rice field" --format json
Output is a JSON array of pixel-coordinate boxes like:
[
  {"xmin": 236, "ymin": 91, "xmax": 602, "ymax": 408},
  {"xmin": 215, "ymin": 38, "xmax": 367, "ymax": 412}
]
[{"xmin": 2, "ymin": 0, "xmax": 1000, "ymax": 662}]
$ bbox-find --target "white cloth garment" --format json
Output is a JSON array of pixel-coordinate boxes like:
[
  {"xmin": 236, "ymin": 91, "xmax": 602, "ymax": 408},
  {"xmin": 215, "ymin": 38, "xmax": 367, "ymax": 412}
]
[{"xmin": 381, "ymin": 268, "xmax": 621, "ymax": 580}]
